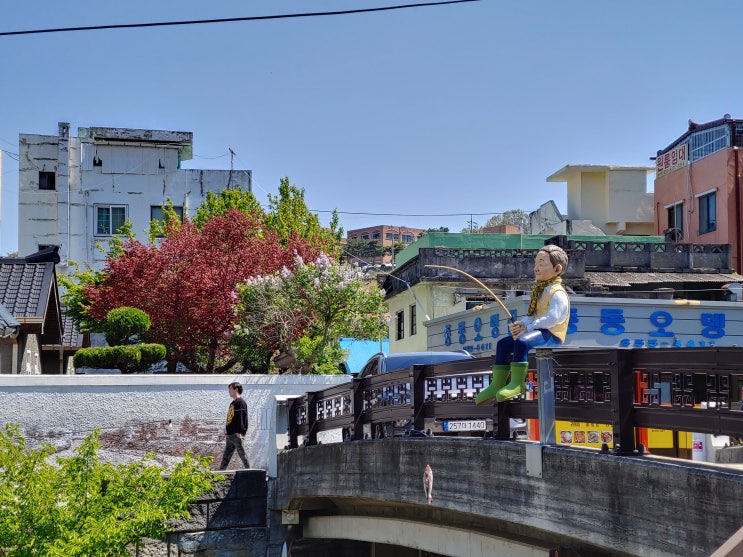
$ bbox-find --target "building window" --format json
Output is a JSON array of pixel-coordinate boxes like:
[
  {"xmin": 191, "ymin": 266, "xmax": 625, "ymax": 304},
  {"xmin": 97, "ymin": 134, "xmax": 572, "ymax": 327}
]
[
  {"xmin": 96, "ymin": 205, "xmax": 127, "ymax": 235},
  {"xmin": 402, "ymin": 234, "xmax": 414, "ymax": 243},
  {"xmin": 151, "ymin": 205, "xmax": 184, "ymax": 234},
  {"xmin": 396, "ymin": 311, "xmax": 404, "ymax": 341},
  {"xmin": 667, "ymin": 202, "xmax": 683, "ymax": 235},
  {"xmin": 39, "ymin": 171, "xmax": 56, "ymax": 191},
  {"xmin": 698, "ymin": 191, "xmax": 716, "ymax": 234},
  {"xmin": 409, "ymin": 305, "xmax": 417, "ymax": 336},
  {"xmin": 735, "ymin": 124, "xmax": 743, "ymax": 148},
  {"xmin": 372, "ymin": 232, "xmax": 380, "ymax": 239},
  {"xmin": 689, "ymin": 125, "xmax": 729, "ymax": 162}
]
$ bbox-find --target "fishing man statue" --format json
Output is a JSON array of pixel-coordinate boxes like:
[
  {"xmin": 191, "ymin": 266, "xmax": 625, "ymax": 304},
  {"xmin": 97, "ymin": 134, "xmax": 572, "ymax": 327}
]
[{"xmin": 476, "ymin": 244, "xmax": 570, "ymax": 405}]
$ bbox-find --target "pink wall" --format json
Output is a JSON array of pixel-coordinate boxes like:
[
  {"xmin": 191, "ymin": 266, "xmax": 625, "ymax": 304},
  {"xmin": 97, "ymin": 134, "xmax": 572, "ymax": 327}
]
[{"xmin": 654, "ymin": 148, "xmax": 742, "ymax": 271}]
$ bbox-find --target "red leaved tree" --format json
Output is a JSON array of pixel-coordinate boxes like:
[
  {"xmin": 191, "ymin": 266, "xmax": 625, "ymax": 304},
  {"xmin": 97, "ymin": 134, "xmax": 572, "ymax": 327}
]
[{"xmin": 84, "ymin": 209, "xmax": 321, "ymax": 373}]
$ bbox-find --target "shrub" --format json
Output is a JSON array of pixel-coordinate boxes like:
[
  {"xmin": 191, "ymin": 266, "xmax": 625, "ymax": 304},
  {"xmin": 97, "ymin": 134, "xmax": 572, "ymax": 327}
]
[
  {"xmin": 73, "ymin": 344, "xmax": 166, "ymax": 374},
  {"xmin": 104, "ymin": 307, "xmax": 151, "ymax": 346}
]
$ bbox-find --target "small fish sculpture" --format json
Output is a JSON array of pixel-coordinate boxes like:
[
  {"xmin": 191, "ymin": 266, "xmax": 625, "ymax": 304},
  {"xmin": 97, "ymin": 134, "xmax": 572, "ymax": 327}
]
[{"xmin": 423, "ymin": 464, "xmax": 433, "ymax": 504}]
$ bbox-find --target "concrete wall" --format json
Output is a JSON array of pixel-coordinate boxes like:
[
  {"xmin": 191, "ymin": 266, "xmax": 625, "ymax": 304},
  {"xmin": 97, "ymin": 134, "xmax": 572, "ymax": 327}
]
[
  {"xmin": 274, "ymin": 438, "xmax": 743, "ymax": 557},
  {"xmin": 0, "ymin": 374, "xmax": 348, "ymax": 472},
  {"xmin": 18, "ymin": 126, "xmax": 251, "ymax": 272}
]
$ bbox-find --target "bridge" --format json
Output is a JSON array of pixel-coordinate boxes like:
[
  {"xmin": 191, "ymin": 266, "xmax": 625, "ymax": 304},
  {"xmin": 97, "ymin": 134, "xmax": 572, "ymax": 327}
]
[{"xmin": 268, "ymin": 347, "xmax": 743, "ymax": 557}]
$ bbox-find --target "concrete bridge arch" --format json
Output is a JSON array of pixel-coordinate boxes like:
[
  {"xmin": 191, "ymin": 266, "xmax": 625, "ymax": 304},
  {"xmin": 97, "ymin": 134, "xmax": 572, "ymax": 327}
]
[{"xmin": 272, "ymin": 438, "xmax": 743, "ymax": 557}]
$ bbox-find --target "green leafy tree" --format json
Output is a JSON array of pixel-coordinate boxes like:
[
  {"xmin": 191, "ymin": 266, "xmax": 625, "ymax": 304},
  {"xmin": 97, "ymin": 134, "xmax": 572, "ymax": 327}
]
[
  {"xmin": 0, "ymin": 423, "xmax": 218, "ymax": 557},
  {"xmin": 264, "ymin": 177, "xmax": 343, "ymax": 256},
  {"xmin": 344, "ymin": 238, "xmax": 384, "ymax": 262},
  {"xmin": 384, "ymin": 242, "xmax": 407, "ymax": 259},
  {"xmin": 233, "ymin": 253, "xmax": 388, "ymax": 374},
  {"xmin": 191, "ymin": 185, "xmax": 263, "ymax": 230},
  {"xmin": 103, "ymin": 306, "xmax": 151, "ymax": 346}
]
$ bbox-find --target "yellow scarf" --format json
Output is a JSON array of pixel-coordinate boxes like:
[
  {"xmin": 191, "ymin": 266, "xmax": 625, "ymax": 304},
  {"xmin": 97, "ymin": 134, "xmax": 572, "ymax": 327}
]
[{"xmin": 527, "ymin": 276, "xmax": 562, "ymax": 316}]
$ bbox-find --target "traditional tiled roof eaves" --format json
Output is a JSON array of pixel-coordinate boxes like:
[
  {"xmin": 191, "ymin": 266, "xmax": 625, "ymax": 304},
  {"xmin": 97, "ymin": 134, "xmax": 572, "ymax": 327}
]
[{"xmin": 0, "ymin": 259, "xmax": 55, "ymax": 318}]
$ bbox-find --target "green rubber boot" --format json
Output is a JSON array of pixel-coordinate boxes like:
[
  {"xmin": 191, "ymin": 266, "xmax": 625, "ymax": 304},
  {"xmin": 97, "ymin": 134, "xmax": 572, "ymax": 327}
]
[
  {"xmin": 496, "ymin": 362, "xmax": 529, "ymax": 402},
  {"xmin": 475, "ymin": 365, "xmax": 510, "ymax": 406}
]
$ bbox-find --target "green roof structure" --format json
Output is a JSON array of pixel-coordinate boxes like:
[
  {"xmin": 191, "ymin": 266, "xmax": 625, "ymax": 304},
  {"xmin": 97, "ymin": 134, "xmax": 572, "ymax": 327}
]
[{"xmin": 394, "ymin": 232, "xmax": 666, "ymax": 267}]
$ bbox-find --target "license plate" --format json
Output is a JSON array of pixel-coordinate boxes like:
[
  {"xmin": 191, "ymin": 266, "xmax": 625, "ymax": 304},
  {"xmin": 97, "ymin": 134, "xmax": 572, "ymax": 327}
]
[{"xmin": 443, "ymin": 420, "xmax": 486, "ymax": 432}]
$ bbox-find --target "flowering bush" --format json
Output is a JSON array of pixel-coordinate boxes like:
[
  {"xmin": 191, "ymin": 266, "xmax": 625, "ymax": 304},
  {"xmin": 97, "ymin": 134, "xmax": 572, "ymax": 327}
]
[{"xmin": 234, "ymin": 254, "xmax": 388, "ymax": 374}]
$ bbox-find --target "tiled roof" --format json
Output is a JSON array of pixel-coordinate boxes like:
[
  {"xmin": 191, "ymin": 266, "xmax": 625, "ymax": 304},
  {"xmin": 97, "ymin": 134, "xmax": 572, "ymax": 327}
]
[
  {"xmin": 61, "ymin": 307, "xmax": 85, "ymax": 349},
  {"xmin": 0, "ymin": 303, "xmax": 20, "ymax": 338},
  {"xmin": 0, "ymin": 260, "xmax": 55, "ymax": 317},
  {"xmin": 584, "ymin": 271, "xmax": 743, "ymax": 288}
]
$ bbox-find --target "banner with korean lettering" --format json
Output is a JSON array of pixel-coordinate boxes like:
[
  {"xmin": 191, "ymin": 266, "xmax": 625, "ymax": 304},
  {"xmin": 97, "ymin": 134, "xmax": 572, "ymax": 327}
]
[
  {"xmin": 656, "ymin": 144, "xmax": 688, "ymax": 178},
  {"xmin": 426, "ymin": 296, "xmax": 743, "ymax": 358}
]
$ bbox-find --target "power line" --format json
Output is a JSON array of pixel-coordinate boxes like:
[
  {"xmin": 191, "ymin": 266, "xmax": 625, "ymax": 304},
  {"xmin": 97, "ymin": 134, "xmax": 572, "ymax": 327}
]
[
  {"xmin": 313, "ymin": 209, "xmax": 514, "ymax": 217},
  {"xmin": 0, "ymin": 0, "xmax": 480, "ymax": 37}
]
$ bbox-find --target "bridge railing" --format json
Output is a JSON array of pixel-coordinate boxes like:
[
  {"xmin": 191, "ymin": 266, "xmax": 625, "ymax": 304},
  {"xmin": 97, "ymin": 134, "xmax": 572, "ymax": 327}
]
[{"xmin": 286, "ymin": 347, "xmax": 743, "ymax": 453}]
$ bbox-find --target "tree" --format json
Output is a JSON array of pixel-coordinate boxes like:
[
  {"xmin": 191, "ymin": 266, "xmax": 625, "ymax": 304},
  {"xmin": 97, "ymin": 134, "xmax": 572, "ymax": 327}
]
[
  {"xmin": 484, "ymin": 209, "xmax": 530, "ymax": 232},
  {"xmin": 62, "ymin": 179, "xmax": 345, "ymax": 373},
  {"xmin": 344, "ymin": 238, "xmax": 384, "ymax": 261},
  {"xmin": 59, "ymin": 221, "xmax": 135, "ymax": 335},
  {"xmin": 233, "ymin": 253, "xmax": 388, "ymax": 374},
  {"xmin": 264, "ymin": 177, "xmax": 343, "ymax": 256},
  {"xmin": 0, "ymin": 423, "xmax": 218, "ymax": 557},
  {"xmin": 384, "ymin": 242, "xmax": 407, "ymax": 260},
  {"xmin": 73, "ymin": 307, "xmax": 166, "ymax": 374},
  {"xmin": 191, "ymin": 185, "xmax": 263, "ymax": 230},
  {"xmin": 460, "ymin": 209, "xmax": 530, "ymax": 234},
  {"xmin": 82, "ymin": 210, "xmax": 322, "ymax": 373}
]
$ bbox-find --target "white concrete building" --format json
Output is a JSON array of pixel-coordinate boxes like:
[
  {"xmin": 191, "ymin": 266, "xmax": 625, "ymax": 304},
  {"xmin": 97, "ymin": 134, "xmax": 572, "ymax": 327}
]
[
  {"xmin": 535, "ymin": 164, "xmax": 655, "ymax": 236},
  {"xmin": 18, "ymin": 122, "xmax": 251, "ymax": 273}
]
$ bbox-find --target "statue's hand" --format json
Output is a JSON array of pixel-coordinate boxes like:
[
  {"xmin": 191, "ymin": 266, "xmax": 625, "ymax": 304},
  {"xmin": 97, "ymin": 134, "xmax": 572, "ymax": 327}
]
[{"xmin": 509, "ymin": 321, "xmax": 525, "ymax": 337}]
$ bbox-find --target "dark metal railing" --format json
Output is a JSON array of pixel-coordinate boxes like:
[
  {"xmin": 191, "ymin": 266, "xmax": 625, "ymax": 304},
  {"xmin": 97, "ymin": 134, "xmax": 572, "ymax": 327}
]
[{"xmin": 286, "ymin": 347, "xmax": 743, "ymax": 454}]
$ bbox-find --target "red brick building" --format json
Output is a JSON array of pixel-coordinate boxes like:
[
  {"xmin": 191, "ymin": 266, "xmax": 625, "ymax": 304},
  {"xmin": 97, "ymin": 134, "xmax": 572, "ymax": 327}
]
[{"xmin": 346, "ymin": 225, "xmax": 426, "ymax": 266}]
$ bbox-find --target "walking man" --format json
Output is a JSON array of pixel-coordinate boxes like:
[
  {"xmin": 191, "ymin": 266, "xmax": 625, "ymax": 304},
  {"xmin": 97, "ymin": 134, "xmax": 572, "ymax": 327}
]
[{"xmin": 219, "ymin": 381, "xmax": 250, "ymax": 470}]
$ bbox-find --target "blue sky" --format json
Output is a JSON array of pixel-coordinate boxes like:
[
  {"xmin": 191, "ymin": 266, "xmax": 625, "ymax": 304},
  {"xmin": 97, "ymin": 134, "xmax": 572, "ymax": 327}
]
[{"xmin": 1, "ymin": 0, "xmax": 742, "ymax": 255}]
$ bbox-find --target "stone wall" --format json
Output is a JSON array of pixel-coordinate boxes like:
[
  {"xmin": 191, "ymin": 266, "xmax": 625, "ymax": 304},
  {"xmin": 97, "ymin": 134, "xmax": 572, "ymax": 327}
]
[
  {"xmin": 134, "ymin": 470, "xmax": 268, "ymax": 557},
  {"xmin": 0, "ymin": 374, "xmax": 348, "ymax": 471}
]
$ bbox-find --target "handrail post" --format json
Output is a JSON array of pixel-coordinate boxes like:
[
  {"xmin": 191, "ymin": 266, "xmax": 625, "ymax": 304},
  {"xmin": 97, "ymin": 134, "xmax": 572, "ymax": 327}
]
[
  {"xmin": 536, "ymin": 348, "xmax": 556, "ymax": 445},
  {"xmin": 352, "ymin": 378, "xmax": 365, "ymax": 440},
  {"xmin": 611, "ymin": 349, "xmax": 637, "ymax": 455},
  {"xmin": 306, "ymin": 391, "xmax": 318, "ymax": 446},
  {"xmin": 412, "ymin": 365, "xmax": 426, "ymax": 432},
  {"xmin": 287, "ymin": 397, "xmax": 299, "ymax": 449}
]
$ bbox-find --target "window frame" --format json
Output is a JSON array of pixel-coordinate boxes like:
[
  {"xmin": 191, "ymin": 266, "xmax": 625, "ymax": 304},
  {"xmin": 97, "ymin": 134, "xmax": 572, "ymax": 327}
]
[
  {"xmin": 396, "ymin": 310, "xmax": 404, "ymax": 341},
  {"xmin": 150, "ymin": 205, "xmax": 184, "ymax": 235},
  {"xmin": 39, "ymin": 171, "xmax": 56, "ymax": 191},
  {"xmin": 697, "ymin": 190, "xmax": 717, "ymax": 235},
  {"xmin": 95, "ymin": 205, "xmax": 127, "ymax": 236},
  {"xmin": 409, "ymin": 304, "xmax": 417, "ymax": 336},
  {"xmin": 666, "ymin": 202, "xmax": 684, "ymax": 235}
]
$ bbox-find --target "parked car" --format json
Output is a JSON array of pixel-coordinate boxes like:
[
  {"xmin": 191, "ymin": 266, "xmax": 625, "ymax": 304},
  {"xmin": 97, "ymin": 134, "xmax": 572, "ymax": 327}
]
[
  {"xmin": 352, "ymin": 351, "xmax": 528, "ymax": 440},
  {"xmin": 357, "ymin": 350, "xmax": 475, "ymax": 378}
]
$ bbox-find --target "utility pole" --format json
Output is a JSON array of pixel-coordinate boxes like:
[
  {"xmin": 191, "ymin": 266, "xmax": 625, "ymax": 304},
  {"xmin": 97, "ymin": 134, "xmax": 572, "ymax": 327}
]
[{"xmin": 227, "ymin": 148, "xmax": 235, "ymax": 188}]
